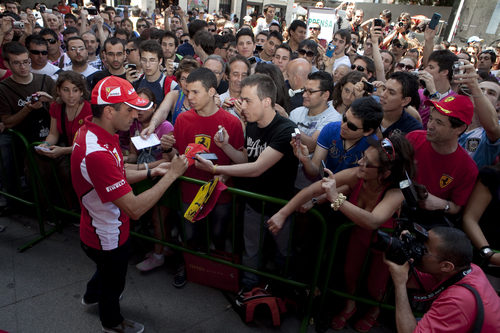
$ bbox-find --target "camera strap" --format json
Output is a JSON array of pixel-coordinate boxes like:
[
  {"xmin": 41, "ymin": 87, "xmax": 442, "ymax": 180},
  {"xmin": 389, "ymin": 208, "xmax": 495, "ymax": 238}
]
[{"xmin": 411, "ymin": 267, "xmax": 471, "ymax": 304}]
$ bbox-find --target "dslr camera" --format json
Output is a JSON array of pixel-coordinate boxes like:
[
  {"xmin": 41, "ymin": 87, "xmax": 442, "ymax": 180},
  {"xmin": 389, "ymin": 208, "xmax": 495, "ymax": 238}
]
[
  {"xmin": 372, "ymin": 222, "xmax": 428, "ymax": 265},
  {"xmin": 371, "ymin": 172, "xmax": 429, "ymax": 265}
]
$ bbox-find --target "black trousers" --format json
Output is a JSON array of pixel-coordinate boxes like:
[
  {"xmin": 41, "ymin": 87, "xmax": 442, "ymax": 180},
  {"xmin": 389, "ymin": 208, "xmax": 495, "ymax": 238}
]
[{"xmin": 81, "ymin": 240, "xmax": 130, "ymax": 328}]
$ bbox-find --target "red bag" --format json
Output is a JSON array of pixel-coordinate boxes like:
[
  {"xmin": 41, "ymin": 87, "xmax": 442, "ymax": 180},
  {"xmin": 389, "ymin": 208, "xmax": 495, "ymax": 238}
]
[{"xmin": 184, "ymin": 251, "xmax": 240, "ymax": 293}]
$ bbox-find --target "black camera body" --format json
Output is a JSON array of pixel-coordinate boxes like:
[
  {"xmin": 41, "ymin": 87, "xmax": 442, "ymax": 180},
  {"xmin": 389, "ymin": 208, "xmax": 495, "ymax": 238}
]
[
  {"xmin": 371, "ymin": 172, "xmax": 429, "ymax": 265},
  {"xmin": 373, "ymin": 223, "xmax": 428, "ymax": 265}
]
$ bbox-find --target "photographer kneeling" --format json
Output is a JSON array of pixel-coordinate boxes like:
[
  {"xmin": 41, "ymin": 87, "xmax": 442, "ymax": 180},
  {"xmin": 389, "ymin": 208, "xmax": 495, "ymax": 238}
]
[{"xmin": 385, "ymin": 226, "xmax": 500, "ymax": 333}]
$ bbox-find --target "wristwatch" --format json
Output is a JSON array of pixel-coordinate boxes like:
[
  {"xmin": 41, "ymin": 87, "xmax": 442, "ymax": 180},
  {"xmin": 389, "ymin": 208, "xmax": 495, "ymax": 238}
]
[
  {"xmin": 429, "ymin": 91, "xmax": 441, "ymax": 100},
  {"xmin": 443, "ymin": 201, "xmax": 450, "ymax": 213},
  {"xmin": 479, "ymin": 246, "xmax": 494, "ymax": 260}
]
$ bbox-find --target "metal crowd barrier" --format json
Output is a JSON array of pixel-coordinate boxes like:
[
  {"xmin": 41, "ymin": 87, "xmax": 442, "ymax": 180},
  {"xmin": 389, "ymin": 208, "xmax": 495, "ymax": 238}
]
[{"xmin": 131, "ymin": 176, "xmax": 328, "ymax": 332}]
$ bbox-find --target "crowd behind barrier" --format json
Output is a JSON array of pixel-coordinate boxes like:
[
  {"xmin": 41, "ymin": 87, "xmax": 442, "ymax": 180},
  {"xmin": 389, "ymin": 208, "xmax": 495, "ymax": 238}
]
[{"xmin": 0, "ymin": 1, "xmax": 499, "ymax": 332}]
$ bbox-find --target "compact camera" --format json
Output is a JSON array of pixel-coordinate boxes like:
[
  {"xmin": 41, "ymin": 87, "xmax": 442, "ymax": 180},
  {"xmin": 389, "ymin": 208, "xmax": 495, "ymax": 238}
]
[
  {"xmin": 26, "ymin": 93, "xmax": 40, "ymax": 104},
  {"xmin": 13, "ymin": 21, "xmax": 24, "ymax": 29}
]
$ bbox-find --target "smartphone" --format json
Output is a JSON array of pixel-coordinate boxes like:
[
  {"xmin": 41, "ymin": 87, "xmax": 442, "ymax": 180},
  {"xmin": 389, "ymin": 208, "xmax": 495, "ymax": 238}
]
[
  {"xmin": 428, "ymin": 13, "xmax": 441, "ymax": 30},
  {"xmin": 126, "ymin": 63, "xmax": 137, "ymax": 70},
  {"xmin": 363, "ymin": 81, "xmax": 374, "ymax": 93},
  {"xmin": 198, "ymin": 153, "xmax": 218, "ymax": 160},
  {"xmin": 326, "ymin": 43, "xmax": 336, "ymax": 58},
  {"xmin": 321, "ymin": 160, "xmax": 328, "ymax": 177},
  {"xmin": 87, "ymin": 7, "xmax": 98, "ymax": 15},
  {"xmin": 216, "ymin": 127, "xmax": 224, "ymax": 141},
  {"xmin": 453, "ymin": 61, "xmax": 465, "ymax": 76},
  {"xmin": 294, "ymin": 128, "xmax": 301, "ymax": 145},
  {"xmin": 373, "ymin": 18, "xmax": 383, "ymax": 27}
]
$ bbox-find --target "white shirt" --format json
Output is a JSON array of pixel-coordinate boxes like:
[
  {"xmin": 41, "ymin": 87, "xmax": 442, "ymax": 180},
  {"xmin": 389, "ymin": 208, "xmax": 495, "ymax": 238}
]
[
  {"xmin": 332, "ymin": 55, "xmax": 351, "ymax": 72},
  {"xmin": 289, "ymin": 104, "xmax": 342, "ymax": 189},
  {"xmin": 63, "ymin": 64, "xmax": 98, "ymax": 78},
  {"xmin": 219, "ymin": 90, "xmax": 240, "ymax": 119},
  {"xmin": 31, "ymin": 62, "xmax": 60, "ymax": 81}
]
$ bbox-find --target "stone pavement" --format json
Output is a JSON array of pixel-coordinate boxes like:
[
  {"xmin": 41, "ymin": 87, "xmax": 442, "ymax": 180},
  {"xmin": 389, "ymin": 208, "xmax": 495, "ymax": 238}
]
[{"xmin": 0, "ymin": 214, "xmax": 395, "ymax": 333}]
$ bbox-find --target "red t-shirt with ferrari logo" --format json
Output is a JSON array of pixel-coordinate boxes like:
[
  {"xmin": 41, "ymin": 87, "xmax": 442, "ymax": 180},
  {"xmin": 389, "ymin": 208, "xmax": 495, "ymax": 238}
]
[
  {"xmin": 407, "ymin": 130, "xmax": 478, "ymax": 206},
  {"xmin": 173, "ymin": 108, "xmax": 244, "ymax": 203}
]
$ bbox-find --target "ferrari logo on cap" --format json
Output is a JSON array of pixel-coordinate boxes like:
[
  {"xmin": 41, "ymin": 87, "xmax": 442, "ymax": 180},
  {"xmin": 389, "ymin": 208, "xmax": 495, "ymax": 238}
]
[
  {"xmin": 444, "ymin": 96, "xmax": 455, "ymax": 103},
  {"xmin": 436, "ymin": 104, "xmax": 452, "ymax": 114},
  {"xmin": 105, "ymin": 86, "xmax": 121, "ymax": 98},
  {"xmin": 439, "ymin": 174, "xmax": 454, "ymax": 188}
]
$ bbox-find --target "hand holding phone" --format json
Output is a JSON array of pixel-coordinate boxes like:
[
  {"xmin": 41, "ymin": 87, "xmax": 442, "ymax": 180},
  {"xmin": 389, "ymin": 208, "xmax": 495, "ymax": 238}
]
[{"xmin": 428, "ymin": 13, "xmax": 441, "ymax": 30}]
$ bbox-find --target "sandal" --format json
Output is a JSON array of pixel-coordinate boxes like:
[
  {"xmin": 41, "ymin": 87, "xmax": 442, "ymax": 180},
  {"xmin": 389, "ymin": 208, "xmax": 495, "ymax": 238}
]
[
  {"xmin": 354, "ymin": 313, "xmax": 378, "ymax": 333},
  {"xmin": 331, "ymin": 306, "xmax": 357, "ymax": 330}
]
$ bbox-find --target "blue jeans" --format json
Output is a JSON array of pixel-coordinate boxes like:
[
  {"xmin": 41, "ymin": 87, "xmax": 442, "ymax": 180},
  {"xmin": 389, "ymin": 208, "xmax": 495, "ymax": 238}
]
[{"xmin": 81, "ymin": 240, "xmax": 130, "ymax": 328}]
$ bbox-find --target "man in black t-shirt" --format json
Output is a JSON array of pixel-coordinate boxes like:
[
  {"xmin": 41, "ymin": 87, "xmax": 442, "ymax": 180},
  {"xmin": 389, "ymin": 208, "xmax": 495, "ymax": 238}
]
[
  {"xmin": 194, "ymin": 74, "xmax": 298, "ymax": 290},
  {"xmin": 0, "ymin": 42, "xmax": 54, "ymax": 143},
  {"xmin": 89, "ymin": 37, "xmax": 127, "ymax": 90}
]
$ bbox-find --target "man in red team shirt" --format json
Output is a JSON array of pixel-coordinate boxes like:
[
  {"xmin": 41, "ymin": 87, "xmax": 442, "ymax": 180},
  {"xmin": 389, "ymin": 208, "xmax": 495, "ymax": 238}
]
[{"xmin": 71, "ymin": 76, "xmax": 188, "ymax": 333}]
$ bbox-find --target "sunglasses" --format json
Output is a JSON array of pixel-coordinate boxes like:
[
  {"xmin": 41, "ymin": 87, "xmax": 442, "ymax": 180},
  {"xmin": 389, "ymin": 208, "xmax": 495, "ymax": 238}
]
[
  {"xmin": 351, "ymin": 64, "xmax": 365, "ymax": 72},
  {"xmin": 298, "ymin": 49, "xmax": 315, "ymax": 57},
  {"xmin": 29, "ymin": 49, "xmax": 48, "ymax": 55},
  {"xmin": 44, "ymin": 38, "xmax": 57, "ymax": 44},
  {"xmin": 342, "ymin": 113, "xmax": 362, "ymax": 131},
  {"xmin": 396, "ymin": 63, "xmax": 414, "ymax": 70},
  {"xmin": 309, "ymin": 26, "xmax": 320, "ymax": 31},
  {"xmin": 137, "ymin": 24, "xmax": 147, "ymax": 29},
  {"xmin": 125, "ymin": 48, "xmax": 137, "ymax": 54},
  {"xmin": 393, "ymin": 43, "xmax": 404, "ymax": 49},
  {"xmin": 208, "ymin": 29, "xmax": 216, "ymax": 32},
  {"xmin": 380, "ymin": 138, "xmax": 395, "ymax": 161},
  {"xmin": 180, "ymin": 39, "xmax": 189, "ymax": 44}
]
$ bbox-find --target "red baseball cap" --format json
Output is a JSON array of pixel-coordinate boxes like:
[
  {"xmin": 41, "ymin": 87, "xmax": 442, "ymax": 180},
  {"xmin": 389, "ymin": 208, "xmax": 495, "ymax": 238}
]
[
  {"xmin": 91, "ymin": 76, "xmax": 153, "ymax": 110},
  {"xmin": 424, "ymin": 95, "xmax": 473, "ymax": 125}
]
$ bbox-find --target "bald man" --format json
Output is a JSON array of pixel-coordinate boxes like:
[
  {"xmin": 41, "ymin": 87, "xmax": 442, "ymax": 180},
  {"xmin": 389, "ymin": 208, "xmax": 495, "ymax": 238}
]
[{"xmin": 286, "ymin": 58, "xmax": 312, "ymax": 110}]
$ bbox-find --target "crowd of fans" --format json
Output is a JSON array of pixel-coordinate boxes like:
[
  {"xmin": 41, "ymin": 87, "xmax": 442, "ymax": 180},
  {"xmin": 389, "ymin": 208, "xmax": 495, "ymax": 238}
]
[{"xmin": 0, "ymin": 0, "xmax": 499, "ymax": 332}]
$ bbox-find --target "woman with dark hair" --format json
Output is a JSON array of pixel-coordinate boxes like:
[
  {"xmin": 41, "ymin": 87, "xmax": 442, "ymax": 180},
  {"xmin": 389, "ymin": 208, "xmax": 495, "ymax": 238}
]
[
  {"xmin": 36, "ymin": 71, "xmax": 91, "ymax": 157},
  {"xmin": 332, "ymin": 70, "xmax": 367, "ymax": 114},
  {"xmin": 35, "ymin": 71, "xmax": 92, "ymax": 210},
  {"xmin": 254, "ymin": 62, "xmax": 291, "ymax": 114},
  {"xmin": 267, "ymin": 132, "xmax": 416, "ymax": 332}
]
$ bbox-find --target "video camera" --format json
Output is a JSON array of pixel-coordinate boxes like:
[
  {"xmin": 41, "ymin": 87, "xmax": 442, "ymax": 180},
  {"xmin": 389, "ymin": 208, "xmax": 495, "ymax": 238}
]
[{"xmin": 371, "ymin": 172, "xmax": 429, "ymax": 265}]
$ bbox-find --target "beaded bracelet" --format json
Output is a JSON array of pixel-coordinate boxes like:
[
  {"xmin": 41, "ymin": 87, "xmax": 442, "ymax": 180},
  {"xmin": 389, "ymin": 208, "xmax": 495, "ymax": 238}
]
[{"xmin": 330, "ymin": 193, "xmax": 347, "ymax": 211}]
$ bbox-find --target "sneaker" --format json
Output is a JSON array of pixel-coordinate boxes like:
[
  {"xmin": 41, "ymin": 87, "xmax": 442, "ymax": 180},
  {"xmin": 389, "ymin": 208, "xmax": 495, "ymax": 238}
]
[
  {"xmin": 81, "ymin": 293, "xmax": 123, "ymax": 306},
  {"xmin": 136, "ymin": 253, "xmax": 164, "ymax": 272},
  {"xmin": 102, "ymin": 319, "xmax": 144, "ymax": 333},
  {"xmin": 172, "ymin": 265, "xmax": 187, "ymax": 288}
]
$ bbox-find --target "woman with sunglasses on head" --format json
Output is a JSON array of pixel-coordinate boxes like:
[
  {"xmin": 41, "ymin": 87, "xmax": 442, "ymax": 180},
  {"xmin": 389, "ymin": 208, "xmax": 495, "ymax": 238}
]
[
  {"xmin": 268, "ymin": 132, "xmax": 416, "ymax": 332},
  {"xmin": 332, "ymin": 71, "xmax": 368, "ymax": 114}
]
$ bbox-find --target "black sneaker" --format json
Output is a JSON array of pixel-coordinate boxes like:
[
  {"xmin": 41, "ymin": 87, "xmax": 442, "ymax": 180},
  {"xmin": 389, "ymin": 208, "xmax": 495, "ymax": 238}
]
[{"xmin": 172, "ymin": 265, "xmax": 187, "ymax": 288}]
